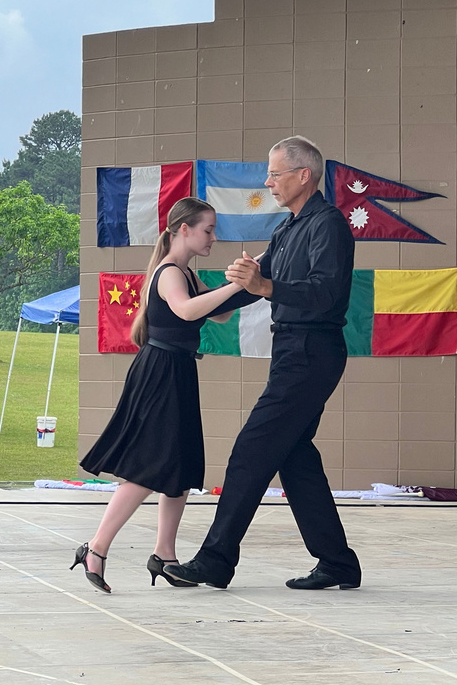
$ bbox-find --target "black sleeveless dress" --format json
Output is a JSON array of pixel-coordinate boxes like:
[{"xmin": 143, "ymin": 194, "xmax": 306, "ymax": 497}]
[{"xmin": 80, "ymin": 264, "xmax": 207, "ymax": 497}]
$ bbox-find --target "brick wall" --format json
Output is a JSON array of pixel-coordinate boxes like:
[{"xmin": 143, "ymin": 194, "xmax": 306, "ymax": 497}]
[{"xmin": 79, "ymin": 0, "xmax": 457, "ymax": 490}]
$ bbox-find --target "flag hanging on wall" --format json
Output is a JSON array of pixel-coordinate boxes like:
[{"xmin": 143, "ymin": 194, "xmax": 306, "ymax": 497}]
[
  {"xmin": 348, "ymin": 268, "xmax": 457, "ymax": 356},
  {"xmin": 325, "ymin": 160, "xmax": 445, "ymax": 244},
  {"xmin": 98, "ymin": 273, "xmax": 144, "ymax": 353},
  {"xmin": 97, "ymin": 162, "xmax": 192, "ymax": 247},
  {"xmin": 196, "ymin": 270, "xmax": 273, "ymax": 357},
  {"xmin": 198, "ymin": 268, "xmax": 457, "ymax": 358},
  {"xmin": 97, "ymin": 269, "xmax": 457, "ymax": 356},
  {"xmin": 197, "ymin": 160, "xmax": 288, "ymax": 241}
]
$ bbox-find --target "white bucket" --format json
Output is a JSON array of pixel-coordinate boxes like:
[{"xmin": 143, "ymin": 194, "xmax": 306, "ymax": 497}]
[{"xmin": 37, "ymin": 416, "xmax": 57, "ymax": 448}]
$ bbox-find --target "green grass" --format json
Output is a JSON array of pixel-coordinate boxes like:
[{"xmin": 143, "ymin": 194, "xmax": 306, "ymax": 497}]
[{"xmin": 0, "ymin": 330, "xmax": 78, "ymax": 481}]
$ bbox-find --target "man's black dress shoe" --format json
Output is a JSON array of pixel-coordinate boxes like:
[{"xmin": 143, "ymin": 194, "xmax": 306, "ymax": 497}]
[
  {"xmin": 163, "ymin": 559, "xmax": 229, "ymax": 589},
  {"xmin": 286, "ymin": 567, "xmax": 360, "ymax": 590}
]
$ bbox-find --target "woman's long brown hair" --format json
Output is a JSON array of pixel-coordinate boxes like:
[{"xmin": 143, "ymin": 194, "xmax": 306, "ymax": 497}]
[{"xmin": 130, "ymin": 197, "xmax": 215, "ymax": 347}]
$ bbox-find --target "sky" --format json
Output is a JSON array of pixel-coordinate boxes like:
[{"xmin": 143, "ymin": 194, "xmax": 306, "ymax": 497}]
[{"xmin": 0, "ymin": 0, "xmax": 215, "ymax": 163}]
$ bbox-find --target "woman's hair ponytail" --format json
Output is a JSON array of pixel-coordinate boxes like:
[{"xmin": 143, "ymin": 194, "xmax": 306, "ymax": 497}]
[{"xmin": 130, "ymin": 231, "xmax": 170, "ymax": 348}]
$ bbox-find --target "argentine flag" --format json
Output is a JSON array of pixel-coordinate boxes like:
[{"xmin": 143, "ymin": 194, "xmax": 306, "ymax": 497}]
[
  {"xmin": 97, "ymin": 162, "xmax": 192, "ymax": 247},
  {"xmin": 197, "ymin": 160, "xmax": 289, "ymax": 241}
]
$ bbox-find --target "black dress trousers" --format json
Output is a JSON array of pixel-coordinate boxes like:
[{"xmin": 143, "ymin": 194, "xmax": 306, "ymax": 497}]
[{"xmin": 195, "ymin": 328, "xmax": 361, "ymax": 585}]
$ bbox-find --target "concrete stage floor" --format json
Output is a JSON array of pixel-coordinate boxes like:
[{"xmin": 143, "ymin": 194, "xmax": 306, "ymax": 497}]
[{"xmin": 1, "ymin": 487, "xmax": 456, "ymax": 684}]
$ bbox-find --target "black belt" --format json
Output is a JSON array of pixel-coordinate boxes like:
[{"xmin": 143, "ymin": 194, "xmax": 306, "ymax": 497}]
[
  {"xmin": 148, "ymin": 337, "xmax": 203, "ymax": 360},
  {"xmin": 270, "ymin": 323, "xmax": 340, "ymax": 333}
]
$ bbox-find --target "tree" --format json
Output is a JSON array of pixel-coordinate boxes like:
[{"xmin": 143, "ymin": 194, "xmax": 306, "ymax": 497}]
[
  {"xmin": 0, "ymin": 111, "xmax": 81, "ymax": 214},
  {"xmin": 0, "ymin": 181, "xmax": 79, "ymax": 296},
  {"xmin": 32, "ymin": 149, "xmax": 81, "ymax": 212},
  {"xmin": 20, "ymin": 110, "xmax": 81, "ymax": 155}
]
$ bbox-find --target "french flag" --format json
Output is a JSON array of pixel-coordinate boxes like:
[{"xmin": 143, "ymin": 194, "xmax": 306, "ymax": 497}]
[{"xmin": 96, "ymin": 162, "xmax": 193, "ymax": 247}]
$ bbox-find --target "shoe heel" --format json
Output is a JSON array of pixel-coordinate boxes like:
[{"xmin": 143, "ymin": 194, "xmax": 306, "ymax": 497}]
[
  {"xmin": 148, "ymin": 569, "xmax": 158, "ymax": 586},
  {"xmin": 69, "ymin": 551, "xmax": 83, "ymax": 571},
  {"xmin": 339, "ymin": 583, "xmax": 359, "ymax": 590}
]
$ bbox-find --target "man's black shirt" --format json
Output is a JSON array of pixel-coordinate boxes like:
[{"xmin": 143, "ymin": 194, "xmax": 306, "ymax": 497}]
[
  {"xmin": 206, "ymin": 190, "xmax": 354, "ymax": 326},
  {"xmin": 260, "ymin": 190, "xmax": 354, "ymax": 328}
]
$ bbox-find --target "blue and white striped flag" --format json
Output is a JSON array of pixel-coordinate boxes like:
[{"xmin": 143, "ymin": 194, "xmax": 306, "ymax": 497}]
[{"xmin": 197, "ymin": 160, "xmax": 289, "ymax": 241}]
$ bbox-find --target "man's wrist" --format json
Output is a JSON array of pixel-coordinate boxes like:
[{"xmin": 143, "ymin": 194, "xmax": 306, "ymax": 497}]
[{"xmin": 258, "ymin": 278, "xmax": 273, "ymax": 298}]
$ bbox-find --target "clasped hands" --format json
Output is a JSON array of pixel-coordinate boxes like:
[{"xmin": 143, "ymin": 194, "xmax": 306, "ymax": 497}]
[{"xmin": 225, "ymin": 251, "xmax": 273, "ymax": 298}]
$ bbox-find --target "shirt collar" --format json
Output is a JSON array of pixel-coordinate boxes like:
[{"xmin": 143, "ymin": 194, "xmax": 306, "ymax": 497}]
[{"xmin": 285, "ymin": 190, "xmax": 324, "ymax": 227}]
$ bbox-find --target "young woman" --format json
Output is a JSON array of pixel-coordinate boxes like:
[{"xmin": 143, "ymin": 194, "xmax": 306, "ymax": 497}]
[{"xmin": 71, "ymin": 197, "xmax": 251, "ymax": 593}]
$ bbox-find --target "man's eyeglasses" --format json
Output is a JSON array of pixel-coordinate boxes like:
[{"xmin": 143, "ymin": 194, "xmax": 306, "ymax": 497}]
[{"xmin": 266, "ymin": 167, "xmax": 305, "ymax": 181}]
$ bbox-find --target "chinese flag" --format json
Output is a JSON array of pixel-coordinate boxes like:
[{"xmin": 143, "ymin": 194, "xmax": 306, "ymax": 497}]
[{"xmin": 98, "ymin": 273, "xmax": 145, "ymax": 353}]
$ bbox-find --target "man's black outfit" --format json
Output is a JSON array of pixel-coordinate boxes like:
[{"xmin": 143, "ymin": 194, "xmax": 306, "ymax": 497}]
[{"xmin": 166, "ymin": 190, "xmax": 361, "ymax": 589}]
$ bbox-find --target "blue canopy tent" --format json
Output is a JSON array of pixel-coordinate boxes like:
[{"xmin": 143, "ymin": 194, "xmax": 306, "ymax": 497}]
[
  {"xmin": 20, "ymin": 286, "xmax": 80, "ymax": 326},
  {"xmin": 0, "ymin": 286, "xmax": 80, "ymax": 433}
]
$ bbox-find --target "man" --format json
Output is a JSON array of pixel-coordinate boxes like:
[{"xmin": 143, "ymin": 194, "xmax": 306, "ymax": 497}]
[{"xmin": 165, "ymin": 135, "xmax": 361, "ymax": 590}]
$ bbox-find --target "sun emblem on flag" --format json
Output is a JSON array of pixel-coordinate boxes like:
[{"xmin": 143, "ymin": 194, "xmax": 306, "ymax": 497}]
[
  {"xmin": 246, "ymin": 191, "xmax": 265, "ymax": 211},
  {"xmin": 347, "ymin": 180, "xmax": 369, "ymax": 194},
  {"xmin": 349, "ymin": 206, "xmax": 369, "ymax": 229}
]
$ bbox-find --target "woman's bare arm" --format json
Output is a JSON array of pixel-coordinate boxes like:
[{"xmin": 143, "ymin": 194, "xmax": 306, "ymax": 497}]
[{"xmin": 157, "ymin": 266, "xmax": 242, "ymax": 321}]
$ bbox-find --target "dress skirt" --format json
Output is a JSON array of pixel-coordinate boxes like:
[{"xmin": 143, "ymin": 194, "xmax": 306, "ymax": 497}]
[{"xmin": 80, "ymin": 344, "xmax": 204, "ymax": 497}]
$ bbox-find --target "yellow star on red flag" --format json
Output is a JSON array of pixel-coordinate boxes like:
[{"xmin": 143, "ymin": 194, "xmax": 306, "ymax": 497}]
[
  {"xmin": 108, "ymin": 284, "xmax": 123, "ymax": 304},
  {"xmin": 98, "ymin": 273, "xmax": 146, "ymax": 353}
]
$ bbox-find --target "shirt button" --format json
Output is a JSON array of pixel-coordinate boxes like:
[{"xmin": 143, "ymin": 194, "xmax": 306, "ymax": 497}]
[
  {"xmin": 280, "ymin": 247, "xmax": 284, "ymax": 251},
  {"xmin": 275, "ymin": 270, "xmax": 279, "ymax": 275}
]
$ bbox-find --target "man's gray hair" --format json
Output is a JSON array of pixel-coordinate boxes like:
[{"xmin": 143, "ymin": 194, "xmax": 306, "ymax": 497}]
[{"xmin": 269, "ymin": 135, "xmax": 323, "ymax": 183}]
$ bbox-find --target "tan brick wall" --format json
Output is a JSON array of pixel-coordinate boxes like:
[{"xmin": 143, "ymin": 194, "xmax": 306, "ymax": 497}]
[{"xmin": 79, "ymin": 0, "xmax": 457, "ymax": 490}]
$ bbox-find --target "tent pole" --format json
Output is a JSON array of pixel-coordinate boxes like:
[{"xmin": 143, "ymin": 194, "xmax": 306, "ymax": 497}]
[
  {"xmin": 0, "ymin": 318, "xmax": 23, "ymax": 433},
  {"xmin": 44, "ymin": 322, "xmax": 61, "ymax": 421}
]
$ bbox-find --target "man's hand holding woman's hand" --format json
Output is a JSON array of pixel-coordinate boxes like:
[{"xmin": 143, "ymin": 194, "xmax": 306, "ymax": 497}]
[{"xmin": 225, "ymin": 251, "xmax": 273, "ymax": 297}]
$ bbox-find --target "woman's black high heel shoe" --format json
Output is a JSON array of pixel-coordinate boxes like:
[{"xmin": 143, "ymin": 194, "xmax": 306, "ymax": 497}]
[
  {"xmin": 147, "ymin": 554, "xmax": 197, "ymax": 587},
  {"xmin": 70, "ymin": 542, "xmax": 111, "ymax": 593}
]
